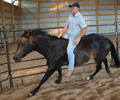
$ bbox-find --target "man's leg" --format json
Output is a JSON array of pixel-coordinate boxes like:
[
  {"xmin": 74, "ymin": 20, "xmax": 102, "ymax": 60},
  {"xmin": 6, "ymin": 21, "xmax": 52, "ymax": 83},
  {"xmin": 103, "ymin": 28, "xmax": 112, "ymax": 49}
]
[{"xmin": 65, "ymin": 35, "xmax": 77, "ymax": 76}]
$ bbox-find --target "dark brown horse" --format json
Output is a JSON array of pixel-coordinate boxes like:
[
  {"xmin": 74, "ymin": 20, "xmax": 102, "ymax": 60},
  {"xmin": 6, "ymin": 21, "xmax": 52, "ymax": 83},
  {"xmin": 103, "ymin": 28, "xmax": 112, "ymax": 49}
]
[{"xmin": 13, "ymin": 29, "xmax": 120, "ymax": 97}]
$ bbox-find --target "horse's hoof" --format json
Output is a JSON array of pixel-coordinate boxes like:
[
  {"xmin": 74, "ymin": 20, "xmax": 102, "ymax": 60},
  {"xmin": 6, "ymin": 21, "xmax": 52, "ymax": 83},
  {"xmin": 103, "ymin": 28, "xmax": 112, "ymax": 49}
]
[
  {"xmin": 86, "ymin": 76, "xmax": 93, "ymax": 80},
  {"xmin": 28, "ymin": 92, "xmax": 34, "ymax": 97},
  {"xmin": 86, "ymin": 76, "xmax": 91, "ymax": 80},
  {"xmin": 108, "ymin": 72, "xmax": 112, "ymax": 75},
  {"xmin": 55, "ymin": 80, "xmax": 61, "ymax": 84}
]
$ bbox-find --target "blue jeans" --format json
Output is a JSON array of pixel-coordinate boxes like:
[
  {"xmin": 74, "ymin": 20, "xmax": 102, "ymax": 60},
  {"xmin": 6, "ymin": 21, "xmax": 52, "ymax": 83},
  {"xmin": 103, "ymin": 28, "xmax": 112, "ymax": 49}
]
[{"xmin": 67, "ymin": 35, "xmax": 80, "ymax": 70}]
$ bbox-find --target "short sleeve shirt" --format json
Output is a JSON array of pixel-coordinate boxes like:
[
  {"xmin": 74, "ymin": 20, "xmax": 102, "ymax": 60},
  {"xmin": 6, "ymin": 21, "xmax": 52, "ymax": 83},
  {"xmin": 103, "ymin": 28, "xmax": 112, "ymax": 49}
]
[{"xmin": 66, "ymin": 12, "xmax": 87, "ymax": 36}]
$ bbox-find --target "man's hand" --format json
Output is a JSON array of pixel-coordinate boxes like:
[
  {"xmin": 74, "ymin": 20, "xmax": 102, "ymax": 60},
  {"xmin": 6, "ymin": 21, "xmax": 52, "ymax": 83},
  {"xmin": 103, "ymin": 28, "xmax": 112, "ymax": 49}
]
[
  {"xmin": 58, "ymin": 34, "xmax": 62, "ymax": 38},
  {"xmin": 74, "ymin": 27, "xmax": 87, "ymax": 45},
  {"xmin": 58, "ymin": 25, "xmax": 68, "ymax": 38},
  {"xmin": 74, "ymin": 37, "xmax": 80, "ymax": 45}
]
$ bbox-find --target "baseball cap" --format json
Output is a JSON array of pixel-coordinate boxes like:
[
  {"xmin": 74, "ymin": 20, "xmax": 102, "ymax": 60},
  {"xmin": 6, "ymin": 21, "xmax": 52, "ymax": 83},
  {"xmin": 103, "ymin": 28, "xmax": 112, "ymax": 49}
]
[{"xmin": 69, "ymin": 2, "xmax": 80, "ymax": 8}]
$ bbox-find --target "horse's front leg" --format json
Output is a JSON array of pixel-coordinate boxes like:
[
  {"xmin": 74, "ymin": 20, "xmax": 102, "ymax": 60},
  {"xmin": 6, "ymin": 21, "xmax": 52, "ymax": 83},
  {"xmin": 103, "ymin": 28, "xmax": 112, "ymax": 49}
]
[
  {"xmin": 55, "ymin": 66, "xmax": 62, "ymax": 84},
  {"xmin": 28, "ymin": 67, "xmax": 56, "ymax": 97}
]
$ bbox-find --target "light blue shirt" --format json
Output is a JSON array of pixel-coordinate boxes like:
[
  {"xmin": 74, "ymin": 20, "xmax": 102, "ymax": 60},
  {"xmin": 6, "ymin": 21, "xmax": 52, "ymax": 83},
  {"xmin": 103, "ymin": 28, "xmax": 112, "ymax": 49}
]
[{"xmin": 66, "ymin": 12, "xmax": 87, "ymax": 36}]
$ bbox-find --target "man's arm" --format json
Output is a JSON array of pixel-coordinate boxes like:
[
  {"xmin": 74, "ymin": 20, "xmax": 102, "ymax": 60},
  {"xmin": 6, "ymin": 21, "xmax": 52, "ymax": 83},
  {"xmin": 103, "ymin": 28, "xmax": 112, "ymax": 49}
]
[
  {"xmin": 74, "ymin": 27, "xmax": 87, "ymax": 45},
  {"xmin": 77, "ymin": 27, "xmax": 87, "ymax": 38},
  {"xmin": 58, "ymin": 25, "xmax": 68, "ymax": 38}
]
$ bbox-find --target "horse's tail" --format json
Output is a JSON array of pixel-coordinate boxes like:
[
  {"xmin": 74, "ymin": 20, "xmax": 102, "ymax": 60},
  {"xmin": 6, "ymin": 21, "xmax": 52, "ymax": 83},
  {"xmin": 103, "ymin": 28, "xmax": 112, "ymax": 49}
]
[{"xmin": 107, "ymin": 38, "xmax": 120, "ymax": 67}]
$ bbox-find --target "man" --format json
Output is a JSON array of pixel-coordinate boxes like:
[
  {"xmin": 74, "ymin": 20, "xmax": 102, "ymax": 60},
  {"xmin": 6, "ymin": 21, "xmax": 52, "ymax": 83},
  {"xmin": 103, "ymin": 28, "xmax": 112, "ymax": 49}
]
[{"xmin": 58, "ymin": 2, "xmax": 87, "ymax": 76}]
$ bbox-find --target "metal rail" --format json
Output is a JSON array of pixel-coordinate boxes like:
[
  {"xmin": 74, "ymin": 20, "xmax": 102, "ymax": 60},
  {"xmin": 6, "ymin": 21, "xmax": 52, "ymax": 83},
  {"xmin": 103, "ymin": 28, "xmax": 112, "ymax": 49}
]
[{"xmin": 0, "ymin": 23, "xmax": 116, "ymax": 32}]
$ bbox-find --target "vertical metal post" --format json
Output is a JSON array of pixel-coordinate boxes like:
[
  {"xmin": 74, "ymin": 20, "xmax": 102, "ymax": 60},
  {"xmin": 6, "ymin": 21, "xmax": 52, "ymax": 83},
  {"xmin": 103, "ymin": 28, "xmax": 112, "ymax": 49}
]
[
  {"xmin": 114, "ymin": 0, "xmax": 118, "ymax": 55},
  {"xmin": 21, "ymin": 77, "xmax": 24, "ymax": 85},
  {"xmin": 96, "ymin": 0, "xmax": 99, "ymax": 34},
  {"xmin": 3, "ymin": 27, "xmax": 13, "ymax": 88},
  {"xmin": 0, "ymin": 29, "xmax": 4, "ymax": 48},
  {"xmin": 56, "ymin": 0, "xmax": 60, "ymax": 35},
  {"xmin": 115, "ymin": 21, "xmax": 119, "ymax": 54},
  {"xmin": 0, "ymin": 81, "xmax": 3, "ymax": 92},
  {"xmin": 37, "ymin": 0, "xmax": 40, "ymax": 28},
  {"xmin": 11, "ymin": 0, "xmax": 16, "ymax": 41},
  {"xmin": 18, "ymin": 0, "xmax": 22, "ymax": 36}
]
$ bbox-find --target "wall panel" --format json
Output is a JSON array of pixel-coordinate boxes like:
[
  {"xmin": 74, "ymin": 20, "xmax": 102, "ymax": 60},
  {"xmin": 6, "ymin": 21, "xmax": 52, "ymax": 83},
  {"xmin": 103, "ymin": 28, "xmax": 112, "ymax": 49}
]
[{"xmin": 0, "ymin": 0, "xmax": 120, "ymax": 43}]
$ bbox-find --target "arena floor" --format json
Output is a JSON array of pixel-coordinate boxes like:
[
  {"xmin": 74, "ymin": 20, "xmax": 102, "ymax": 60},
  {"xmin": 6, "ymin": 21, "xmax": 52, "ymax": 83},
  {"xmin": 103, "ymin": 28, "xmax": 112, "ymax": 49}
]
[{"xmin": 0, "ymin": 34, "xmax": 120, "ymax": 100}]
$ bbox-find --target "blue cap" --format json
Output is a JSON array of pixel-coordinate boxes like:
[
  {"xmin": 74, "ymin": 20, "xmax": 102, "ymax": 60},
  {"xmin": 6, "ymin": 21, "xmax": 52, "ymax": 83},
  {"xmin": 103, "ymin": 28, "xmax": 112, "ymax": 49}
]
[{"xmin": 69, "ymin": 2, "xmax": 80, "ymax": 8}]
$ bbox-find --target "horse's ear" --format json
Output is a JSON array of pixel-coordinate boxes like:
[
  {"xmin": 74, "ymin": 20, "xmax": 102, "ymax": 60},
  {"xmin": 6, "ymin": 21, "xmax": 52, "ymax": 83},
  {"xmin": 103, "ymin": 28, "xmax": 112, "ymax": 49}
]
[{"xmin": 25, "ymin": 30, "xmax": 32, "ymax": 38}]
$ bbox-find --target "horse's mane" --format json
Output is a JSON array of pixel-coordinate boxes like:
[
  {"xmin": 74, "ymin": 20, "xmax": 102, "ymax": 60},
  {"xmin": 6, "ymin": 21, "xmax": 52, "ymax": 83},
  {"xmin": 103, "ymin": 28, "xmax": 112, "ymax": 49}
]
[
  {"xmin": 22, "ymin": 29, "xmax": 59, "ymax": 39},
  {"xmin": 31, "ymin": 29, "xmax": 48, "ymax": 36}
]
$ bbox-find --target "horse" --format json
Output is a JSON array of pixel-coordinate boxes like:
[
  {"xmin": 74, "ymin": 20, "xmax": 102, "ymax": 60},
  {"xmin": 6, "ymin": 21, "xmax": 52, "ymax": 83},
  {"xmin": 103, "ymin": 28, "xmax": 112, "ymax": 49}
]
[{"xmin": 13, "ymin": 29, "xmax": 120, "ymax": 97}]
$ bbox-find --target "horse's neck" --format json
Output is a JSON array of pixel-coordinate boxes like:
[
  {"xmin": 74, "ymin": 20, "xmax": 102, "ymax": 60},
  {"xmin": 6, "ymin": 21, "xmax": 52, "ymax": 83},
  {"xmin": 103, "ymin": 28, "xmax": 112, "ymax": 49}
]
[
  {"xmin": 33, "ymin": 36, "xmax": 49, "ymax": 57},
  {"xmin": 33, "ymin": 35, "xmax": 68, "ymax": 58}
]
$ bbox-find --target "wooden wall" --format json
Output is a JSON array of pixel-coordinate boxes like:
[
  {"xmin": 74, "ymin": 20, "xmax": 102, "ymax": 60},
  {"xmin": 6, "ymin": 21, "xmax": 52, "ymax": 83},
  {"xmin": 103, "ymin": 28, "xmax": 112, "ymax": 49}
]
[
  {"xmin": 21, "ymin": 0, "xmax": 120, "ymax": 35},
  {"xmin": 0, "ymin": 0, "xmax": 120, "ymax": 43}
]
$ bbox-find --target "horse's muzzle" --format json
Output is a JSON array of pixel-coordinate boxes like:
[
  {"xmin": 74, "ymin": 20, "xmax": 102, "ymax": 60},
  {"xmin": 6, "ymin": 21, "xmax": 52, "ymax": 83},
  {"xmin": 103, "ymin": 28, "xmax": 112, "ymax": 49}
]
[{"xmin": 13, "ymin": 55, "xmax": 21, "ymax": 62}]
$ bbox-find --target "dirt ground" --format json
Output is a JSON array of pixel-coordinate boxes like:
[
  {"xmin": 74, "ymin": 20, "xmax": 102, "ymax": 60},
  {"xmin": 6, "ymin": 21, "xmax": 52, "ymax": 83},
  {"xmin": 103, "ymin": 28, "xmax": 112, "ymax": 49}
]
[{"xmin": 0, "ymin": 34, "xmax": 120, "ymax": 100}]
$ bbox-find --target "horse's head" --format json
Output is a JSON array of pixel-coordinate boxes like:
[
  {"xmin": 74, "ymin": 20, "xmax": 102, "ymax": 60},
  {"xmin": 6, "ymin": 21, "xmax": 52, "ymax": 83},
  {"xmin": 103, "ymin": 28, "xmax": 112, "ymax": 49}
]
[{"xmin": 13, "ymin": 30, "xmax": 34, "ymax": 62}]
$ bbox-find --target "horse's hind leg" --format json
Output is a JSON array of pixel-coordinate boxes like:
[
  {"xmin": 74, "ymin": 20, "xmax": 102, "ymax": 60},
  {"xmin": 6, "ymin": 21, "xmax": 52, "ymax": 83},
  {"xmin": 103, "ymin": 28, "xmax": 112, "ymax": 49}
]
[
  {"xmin": 86, "ymin": 62, "xmax": 102, "ymax": 80},
  {"xmin": 55, "ymin": 66, "xmax": 62, "ymax": 84},
  {"xmin": 103, "ymin": 58, "xmax": 111, "ymax": 74}
]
